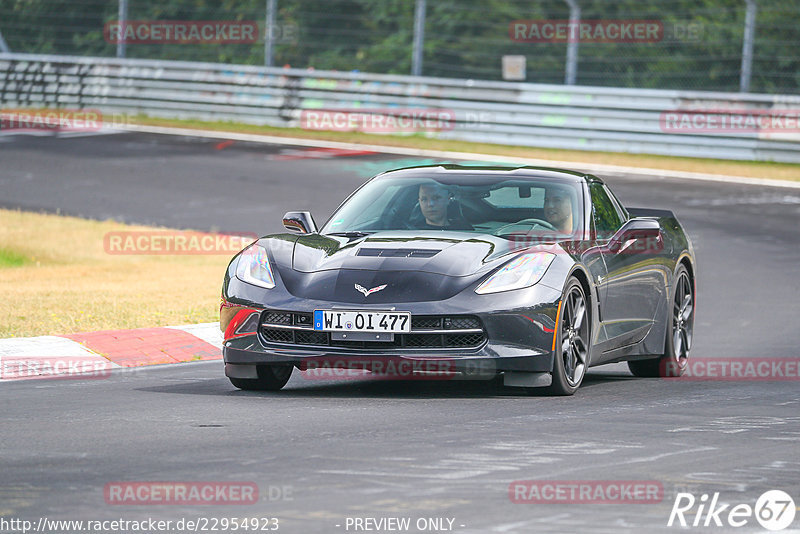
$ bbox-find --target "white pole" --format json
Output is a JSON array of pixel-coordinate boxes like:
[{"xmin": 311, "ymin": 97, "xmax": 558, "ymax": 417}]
[
  {"xmin": 411, "ymin": 0, "xmax": 426, "ymax": 76},
  {"xmin": 0, "ymin": 29, "xmax": 10, "ymax": 53},
  {"xmin": 564, "ymin": 0, "xmax": 580, "ymax": 85},
  {"xmin": 265, "ymin": 0, "xmax": 276, "ymax": 67},
  {"xmin": 740, "ymin": 0, "xmax": 757, "ymax": 92},
  {"xmin": 117, "ymin": 0, "xmax": 128, "ymax": 58}
]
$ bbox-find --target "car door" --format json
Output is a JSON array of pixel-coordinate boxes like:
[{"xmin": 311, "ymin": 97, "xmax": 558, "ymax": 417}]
[{"xmin": 590, "ymin": 183, "xmax": 665, "ymax": 352}]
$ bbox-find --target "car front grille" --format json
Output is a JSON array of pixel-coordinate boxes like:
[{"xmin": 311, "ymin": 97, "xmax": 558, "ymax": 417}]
[
  {"xmin": 259, "ymin": 311, "xmax": 486, "ymax": 350},
  {"xmin": 262, "ymin": 311, "xmax": 293, "ymax": 325}
]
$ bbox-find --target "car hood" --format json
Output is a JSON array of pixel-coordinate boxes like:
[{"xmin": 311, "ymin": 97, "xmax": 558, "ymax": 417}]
[
  {"xmin": 289, "ymin": 231, "xmax": 520, "ymax": 277},
  {"xmin": 259, "ymin": 231, "xmax": 564, "ymax": 304}
]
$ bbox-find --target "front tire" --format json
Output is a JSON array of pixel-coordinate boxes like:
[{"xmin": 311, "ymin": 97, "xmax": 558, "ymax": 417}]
[
  {"xmin": 545, "ymin": 277, "xmax": 590, "ymax": 396},
  {"xmin": 628, "ymin": 265, "xmax": 694, "ymax": 378},
  {"xmin": 229, "ymin": 365, "xmax": 293, "ymax": 391}
]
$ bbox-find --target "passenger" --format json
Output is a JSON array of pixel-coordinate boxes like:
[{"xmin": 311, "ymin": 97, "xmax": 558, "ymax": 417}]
[{"xmin": 543, "ymin": 186, "xmax": 574, "ymax": 234}]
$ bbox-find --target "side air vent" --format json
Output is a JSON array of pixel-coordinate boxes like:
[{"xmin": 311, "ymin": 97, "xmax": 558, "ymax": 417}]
[{"xmin": 357, "ymin": 248, "xmax": 440, "ymax": 258}]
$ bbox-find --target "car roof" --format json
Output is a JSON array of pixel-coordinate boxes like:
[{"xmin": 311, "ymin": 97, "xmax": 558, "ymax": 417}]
[{"xmin": 377, "ymin": 164, "xmax": 601, "ymax": 184}]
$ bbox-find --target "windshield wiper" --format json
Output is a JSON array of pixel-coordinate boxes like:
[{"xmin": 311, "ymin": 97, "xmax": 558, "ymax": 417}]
[{"xmin": 328, "ymin": 231, "xmax": 373, "ymax": 238}]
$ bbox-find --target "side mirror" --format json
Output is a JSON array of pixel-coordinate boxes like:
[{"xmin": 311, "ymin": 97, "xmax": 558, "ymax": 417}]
[
  {"xmin": 608, "ymin": 218, "xmax": 661, "ymax": 253},
  {"xmin": 282, "ymin": 211, "xmax": 317, "ymax": 234}
]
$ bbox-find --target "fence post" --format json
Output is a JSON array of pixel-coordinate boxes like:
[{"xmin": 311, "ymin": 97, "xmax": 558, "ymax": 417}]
[
  {"xmin": 265, "ymin": 0, "xmax": 276, "ymax": 67},
  {"xmin": 411, "ymin": 0, "xmax": 426, "ymax": 76},
  {"xmin": 117, "ymin": 0, "xmax": 128, "ymax": 58},
  {"xmin": 0, "ymin": 28, "xmax": 10, "ymax": 53},
  {"xmin": 564, "ymin": 0, "xmax": 580, "ymax": 85},
  {"xmin": 740, "ymin": 0, "xmax": 757, "ymax": 93}
]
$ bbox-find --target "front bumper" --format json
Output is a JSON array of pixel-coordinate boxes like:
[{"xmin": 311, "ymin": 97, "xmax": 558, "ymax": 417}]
[{"xmin": 221, "ymin": 275, "xmax": 562, "ymax": 377}]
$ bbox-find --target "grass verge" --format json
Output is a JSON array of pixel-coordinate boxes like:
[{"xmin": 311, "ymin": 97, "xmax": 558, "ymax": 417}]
[
  {"xmin": 0, "ymin": 248, "xmax": 31, "ymax": 268},
  {"xmin": 130, "ymin": 115, "xmax": 800, "ymax": 182},
  {"xmin": 0, "ymin": 209, "xmax": 237, "ymax": 338}
]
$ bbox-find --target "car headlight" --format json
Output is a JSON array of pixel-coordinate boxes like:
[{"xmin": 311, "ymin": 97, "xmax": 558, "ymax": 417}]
[
  {"xmin": 475, "ymin": 252, "xmax": 555, "ymax": 294},
  {"xmin": 235, "ymin": 244, "xmax": 275, "ymax": 289}
]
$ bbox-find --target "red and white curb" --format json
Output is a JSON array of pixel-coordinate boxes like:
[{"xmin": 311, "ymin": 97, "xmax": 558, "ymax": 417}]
[
  {"xmin": 268, "ymin": 147, "xmax": 377, "ymax": 160},
  {"xmin": 0, "ymin": 323, "xmax": 222, "ymax": 382}
]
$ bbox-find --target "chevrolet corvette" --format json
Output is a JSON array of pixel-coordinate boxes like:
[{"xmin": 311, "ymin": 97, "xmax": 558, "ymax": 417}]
[{"xmin": 220, "ymin": 165, "xmax": 696, "ymax": 395}]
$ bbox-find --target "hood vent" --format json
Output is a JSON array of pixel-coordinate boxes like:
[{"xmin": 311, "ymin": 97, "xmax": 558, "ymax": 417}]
[{"xmin": 357, "ymin": 248, "xmax": 441, "ymax": 258}]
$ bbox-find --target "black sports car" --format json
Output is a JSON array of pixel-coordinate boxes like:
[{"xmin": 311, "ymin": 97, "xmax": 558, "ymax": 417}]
[{"xmin": 220, "ymin": 165, "xmax": 696, "ymax": 395}]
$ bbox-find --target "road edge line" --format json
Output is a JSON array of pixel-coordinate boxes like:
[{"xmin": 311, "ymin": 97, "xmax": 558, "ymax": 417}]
[{"xmin": 118, "ymin": 124, "xmax": 800, "ymax": 189}]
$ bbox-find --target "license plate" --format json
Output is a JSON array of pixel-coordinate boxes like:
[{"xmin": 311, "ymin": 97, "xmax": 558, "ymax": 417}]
[{"xmin": 313, "ymin": 310, "xmax": 411, "ymax": 333}]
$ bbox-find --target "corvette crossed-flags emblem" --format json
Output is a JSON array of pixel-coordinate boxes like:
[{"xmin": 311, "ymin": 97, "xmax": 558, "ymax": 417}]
[{"xmin": 354, "ymin": 283, "xmax": 387, "ymax": 297}]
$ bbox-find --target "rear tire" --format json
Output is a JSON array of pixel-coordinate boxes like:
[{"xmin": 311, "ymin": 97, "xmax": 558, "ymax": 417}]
[
  {"xmin": 229, "ymin": 365, "xmax": 293, "ymax": 391},
  {"xmin": 545, "ymin": 277, "xmax": 590, "ymax": 396},
  {"xmin": 628, "ymin": 265, "xmax": 693, "ymax": 378}
]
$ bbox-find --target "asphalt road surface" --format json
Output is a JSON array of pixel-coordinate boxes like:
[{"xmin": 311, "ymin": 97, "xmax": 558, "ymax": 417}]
[{"xmin": 1, "ymin": 131, "xmax": 799, "ymax": 533}]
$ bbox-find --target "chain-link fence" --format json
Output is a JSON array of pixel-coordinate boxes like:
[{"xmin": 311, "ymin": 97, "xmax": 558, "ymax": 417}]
[{"xmin": 0, "ymin": 0, "xmax": 798, "ymax": 94}]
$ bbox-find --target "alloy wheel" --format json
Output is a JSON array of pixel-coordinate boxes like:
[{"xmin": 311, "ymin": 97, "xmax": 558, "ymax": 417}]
[{"xmin": 561, "ymin": 285, "xmax": 589, "ymax": 386}]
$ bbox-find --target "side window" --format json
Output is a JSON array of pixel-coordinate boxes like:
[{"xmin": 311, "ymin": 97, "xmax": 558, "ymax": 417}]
[
  {"xmin": 605, "ymin": 185, "xmax": 629, "ymax": 222},
  {"xmin": 589, "ymin": 183, "xmax": 623, "ymax": 239}
]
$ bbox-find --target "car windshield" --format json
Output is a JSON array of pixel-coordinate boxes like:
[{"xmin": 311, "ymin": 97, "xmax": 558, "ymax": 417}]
[{"xmin": 322, "ymin": 173, "xmax": 584, "ymax": 239}]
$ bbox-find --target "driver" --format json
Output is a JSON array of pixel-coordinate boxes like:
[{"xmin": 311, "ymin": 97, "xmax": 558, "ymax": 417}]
[
  {"xmin": 415, "ymin": 183, "xmax": 472, "ymax": 230},
  {"xmin": 543, "ymin": 186, "xmax": 574, "ymax": 234}
]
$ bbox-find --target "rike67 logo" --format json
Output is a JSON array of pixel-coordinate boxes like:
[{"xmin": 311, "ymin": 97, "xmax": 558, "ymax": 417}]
[{"xmin": 668, "ymin": 490, "xmax": 796, "ymax": 531}]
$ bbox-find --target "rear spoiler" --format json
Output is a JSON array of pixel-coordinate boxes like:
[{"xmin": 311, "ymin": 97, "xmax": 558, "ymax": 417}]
[{"xmin": 626, "ymin": 207, "xmax": 676, "ymax": 219}]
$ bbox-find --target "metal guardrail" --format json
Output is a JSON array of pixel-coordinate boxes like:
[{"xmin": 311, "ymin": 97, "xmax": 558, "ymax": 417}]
[{"xmin": 2, "ymin": 53, "xmax": 800, "ymax": 163}]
